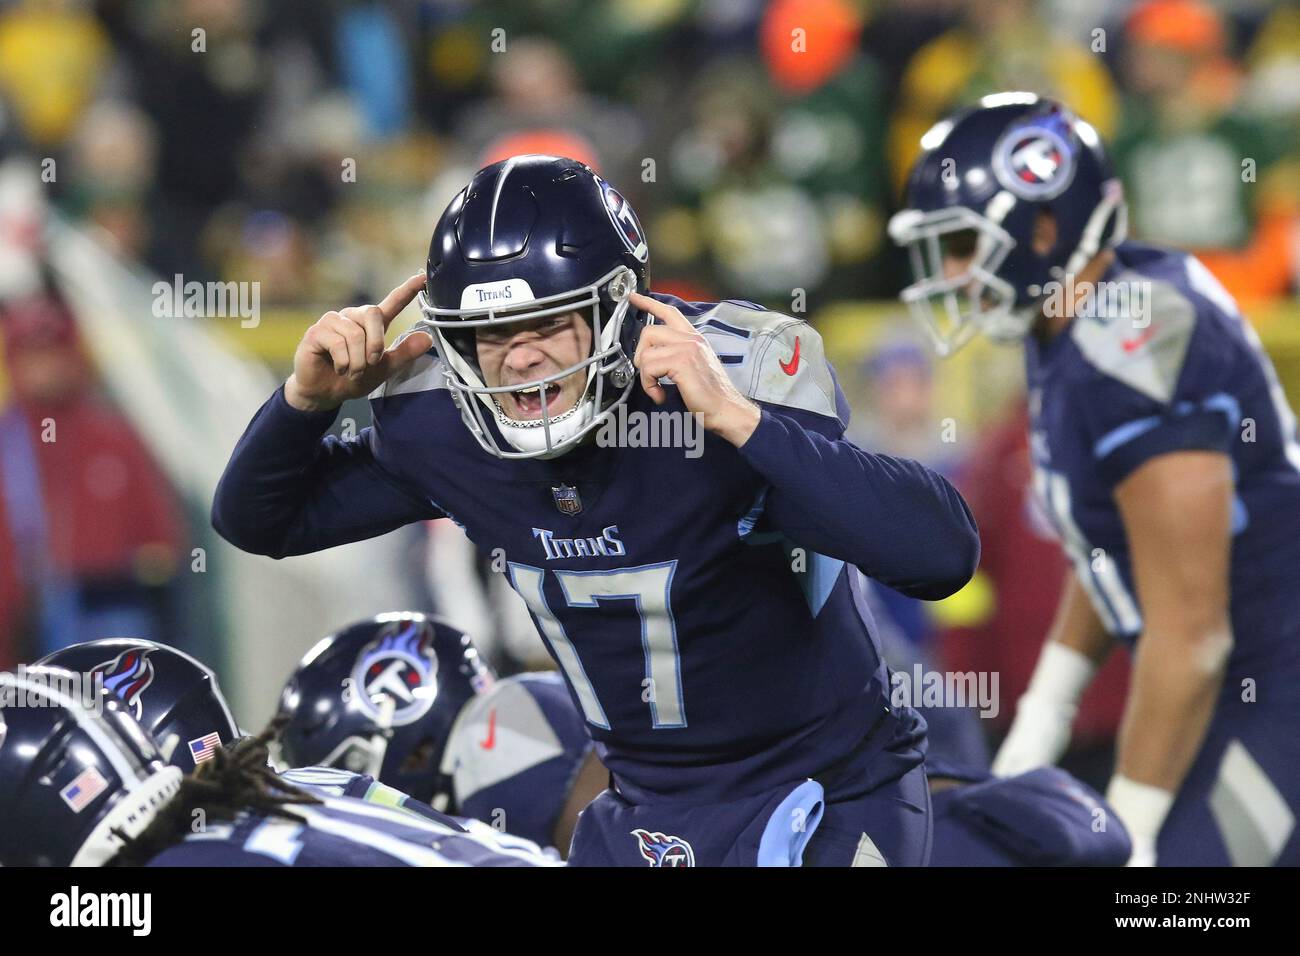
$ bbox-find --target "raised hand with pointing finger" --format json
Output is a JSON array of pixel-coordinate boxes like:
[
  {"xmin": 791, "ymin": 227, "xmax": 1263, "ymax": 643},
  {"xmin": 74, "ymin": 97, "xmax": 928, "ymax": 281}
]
[
  {"xmin": 630, "ymin": 291, "xmax": 761, "ymax": 448},
  {"xmin": 285, "ymin": 273, "xmax": 434, "ymax": 412}
]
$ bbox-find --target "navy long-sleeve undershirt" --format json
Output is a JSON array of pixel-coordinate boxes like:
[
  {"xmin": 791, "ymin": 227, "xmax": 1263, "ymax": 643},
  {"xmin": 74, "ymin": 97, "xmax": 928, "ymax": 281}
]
[
  {"xmin": 738, "ymin": 406, "xmax": 980, "ymax": 600},
  {"xmin": 213, "ymin": 388, "xmax": 980, "ymax": 599}
]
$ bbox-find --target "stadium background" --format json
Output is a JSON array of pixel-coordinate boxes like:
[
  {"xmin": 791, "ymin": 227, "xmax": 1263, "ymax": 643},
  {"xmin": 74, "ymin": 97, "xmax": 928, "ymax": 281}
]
[{"xmin": 0, "ymin": 0, "xmax": 1297, "ymax": 787}]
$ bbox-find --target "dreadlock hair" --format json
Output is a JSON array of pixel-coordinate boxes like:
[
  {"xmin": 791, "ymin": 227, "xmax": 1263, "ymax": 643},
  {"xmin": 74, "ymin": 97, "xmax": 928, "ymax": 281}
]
[{"xmin": 105, "ymin": 721, "xmax": 321, "ymax": 867}]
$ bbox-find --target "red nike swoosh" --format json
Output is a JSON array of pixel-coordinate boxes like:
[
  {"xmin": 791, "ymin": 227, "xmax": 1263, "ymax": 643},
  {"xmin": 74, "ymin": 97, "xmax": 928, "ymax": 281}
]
[
  {"xmin": 478, "ymin": 708, "xmax": 497, "ymax": 750},
  {"xmin": 1121, "ymin": 327, "xmax": 1157, "ymax": 352},
  {"xmin": 779, "ymin": 336, "xmax": 801, "ymax": 375}
]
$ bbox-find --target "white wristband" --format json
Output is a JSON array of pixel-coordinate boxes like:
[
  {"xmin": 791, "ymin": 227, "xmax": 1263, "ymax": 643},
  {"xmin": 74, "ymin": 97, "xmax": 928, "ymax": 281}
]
[
  {"xmin": 1106, "ymin": 774, "xmax": 1175, "ymax": 844},
  {"xmin": 1023, "ymin": 641, "xmax": 1098, "ymax": 708}
]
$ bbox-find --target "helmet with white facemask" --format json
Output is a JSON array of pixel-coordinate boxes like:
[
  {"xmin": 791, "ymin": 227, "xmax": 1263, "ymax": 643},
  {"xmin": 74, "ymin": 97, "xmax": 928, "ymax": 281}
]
[
  {"xmin": 889, "ymin": 93, "xmax": 1127, "ymax": 356},
  {"xmin": 415, "ymin": 154, "xmax": 652, "ymax": 459}
]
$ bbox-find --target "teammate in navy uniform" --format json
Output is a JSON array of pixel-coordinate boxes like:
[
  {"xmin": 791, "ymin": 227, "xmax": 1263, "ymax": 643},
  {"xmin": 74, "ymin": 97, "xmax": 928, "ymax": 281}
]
[
  {"xmin": 927, "ymin": 759, "xmax": 1131, "ymax": 867},
  {"xmin": 39, "ymin": 638, "xmax": 242, "ymax": 773},
  {"xmin": 891, "ymin": 93, "xmax": 1300, "ymax": 866},
  {"xmin": 0, "ymin": 667, "xmax": 554, "ymax": 866},
  {"xmin": 441, "ymin": 671, "xmax": 607, "ymax": 856},
  {"xmin": 40, "ymin": 634, "xmax": 553, "ymax": 860},
  {"xmin": 212, "ymin": 154, "xmax": 980, "ymax": 866},
  {"xmin": 273, "ymin": 613, "xmax": 494, "ymax": 808},
  {"xmin": 445, "ymin": 666, "xmax": 1131, "ymax": 866},
  {"xmin": 271, "ymin": 618, "xmax": 599, "ymax": 853}
]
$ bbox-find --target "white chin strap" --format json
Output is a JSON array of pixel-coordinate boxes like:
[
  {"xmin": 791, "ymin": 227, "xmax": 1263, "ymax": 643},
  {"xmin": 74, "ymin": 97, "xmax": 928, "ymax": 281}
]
[
  {"xmin": 493, "ymin": 394, "xmax": 596, "ymax": 455},
  {"xmin": 71, "ymin": 767, "xmax": 183, "ymax": 867},
  {"xmin": 980, "ymin": 303, "xmax": 1040, "ymax": 344}
]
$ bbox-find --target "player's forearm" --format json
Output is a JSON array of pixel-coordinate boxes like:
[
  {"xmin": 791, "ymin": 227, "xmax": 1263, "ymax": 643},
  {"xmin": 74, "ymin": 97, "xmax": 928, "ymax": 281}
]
[
  {"xmin": 991, "ymin": 576, "xmax": 1109, "ymax": 777},
  {"xmin": 211, "ymin": 385, "xmax": 345, "ymax": 557},
  {"xmin": 740, "ymin": 409, "xmax": 980, "ymax": 598},
  {"xmin": 1114, "ymin": 621, "xmax": 1230, "ymax": 792}
]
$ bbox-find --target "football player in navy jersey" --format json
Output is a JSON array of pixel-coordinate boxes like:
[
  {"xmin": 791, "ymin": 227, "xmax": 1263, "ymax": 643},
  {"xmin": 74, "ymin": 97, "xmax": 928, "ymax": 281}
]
[
  {"xmin": 443, "ymin": 666, "xmax": 1132, "ymax": 866},
  {"xmin": 38, "ymin": 634, "xmax": 465, "ymax": 825},
  {"xmin": 891, "ymin": 92, "xmax": 1300, "ymax": 866},
  {"xmin": 39, "ymin": 632, "xmax": 556, "ymax": 861},
  {"xmin": 0, "ymin": 667, "xmax": 555, "ymax": 866},
  {"xmin": 440, "ymin": 670, "xmax": 607, "ymax": 857},
  {"xmin": 273, "ymin": 615, "xmax": 595, "ymax": 855},
  {"xmin": 212, "ymin": 153, "xmax": 980, "ymax": 866},
  {"xmin": 38, "ymin": 638, "xmax": 241, "ymax": 774},
  {"xmin": 272, "ymin": 613, "xmax": 495, "ymax": 809}
]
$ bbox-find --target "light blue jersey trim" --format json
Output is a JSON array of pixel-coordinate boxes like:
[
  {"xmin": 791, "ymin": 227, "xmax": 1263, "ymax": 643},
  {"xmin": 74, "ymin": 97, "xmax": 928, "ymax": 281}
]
[
  {"xmin": 737, "ymin": 485, "xmax": 842, "ymax": 614},
  {"xmin": 737, "ymin": 486, "xmax": 769, "ymax": 539},
  {"xmin": 1201, "ymin": 392, "xmax": 1242, "ymax": 428},
  {"xmin": 1093, "ymin": 392, "xmax": 1241, "ymax": 460},
  {"xmin": 1093, "ymin": 416, "xmax": 1162, "ymax": 460},
  {"xmin": 1092, "ymin": 392, "xmax": 1247, "ymax": 532},
  {"xmin": 428, "ymin": 493, "xmax": 466, "ymax": 531},
  {"xmin": 1202, "ymin": 392, "xmax": 1249, "ymax": 534},
  {"xmin": 757, "ymin": 779, "xmax": 825, "ymax": 866},
  {"xmin": 789, "ymin": 547, "xmax": 845, "ymax": 617}
]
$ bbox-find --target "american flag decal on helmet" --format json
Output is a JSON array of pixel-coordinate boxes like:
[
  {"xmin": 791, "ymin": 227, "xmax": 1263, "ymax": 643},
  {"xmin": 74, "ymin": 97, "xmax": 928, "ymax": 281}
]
[
  {"xmin": 188, "ymin": 732, "xmax": 222, "ymax": 765},
  {"xmin": 61, "ymin": 767, "xmax": 109, "ymax": 813}
]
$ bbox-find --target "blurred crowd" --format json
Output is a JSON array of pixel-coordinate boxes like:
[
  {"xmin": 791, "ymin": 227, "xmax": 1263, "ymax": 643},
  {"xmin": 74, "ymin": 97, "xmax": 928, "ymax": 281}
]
[
  {"xmin": 0, "ymin": 0, "xmax": 1296, "ymax": 309},
  {"xmin": 2, "ymin": 0, "xmax": 1299, "ymax": 782}
]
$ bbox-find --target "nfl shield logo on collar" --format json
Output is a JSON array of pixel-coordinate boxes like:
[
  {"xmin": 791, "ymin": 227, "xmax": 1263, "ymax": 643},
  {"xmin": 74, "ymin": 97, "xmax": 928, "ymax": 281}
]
[{"xmin": 552, "ymin": 484, "xmax": 582, "ymax": 516}]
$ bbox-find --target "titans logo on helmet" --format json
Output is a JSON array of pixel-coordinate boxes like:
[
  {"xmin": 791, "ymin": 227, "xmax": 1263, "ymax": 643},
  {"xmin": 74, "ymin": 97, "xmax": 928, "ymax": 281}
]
[
  {"xmin": 631, "ymin": 829, "xmax": 695, "ymax": 867},
  {"xmin": 350, "ymin": 621, "xmax": 440, "ymax": 726},
  {"xmin": 597, "ymin": 177, "xmax": 649, "ymax": 263},
  {"xmin": 992, "ymin": 122, "xmax": 1076, "ymax": 201},
  {"xmin": 91, "ymin": 649, "xmax": 156, "ymax": 721}
]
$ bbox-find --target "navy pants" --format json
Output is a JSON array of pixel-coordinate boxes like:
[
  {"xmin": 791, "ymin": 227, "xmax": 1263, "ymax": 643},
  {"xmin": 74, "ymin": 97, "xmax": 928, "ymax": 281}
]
[{"xmin": 801, "ymin": 705, "xmax": 932, "ymax": 867}]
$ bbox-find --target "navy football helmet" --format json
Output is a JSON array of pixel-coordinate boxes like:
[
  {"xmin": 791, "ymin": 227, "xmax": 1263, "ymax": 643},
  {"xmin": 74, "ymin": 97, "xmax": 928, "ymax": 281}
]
[
  {"xmin": 414, "ymin": 154, "xmax": 652, "ymax": 459},
  {"xmin": 888, "ymin": 92, "xmax": 1127, "ymax": 355},
  {"xmin": 0, "ymin": 666, "xmax": 182, "ymax": 866},
  {"xmin": 275, "ymin": 613, "xmax": 495, "ymax": 806},
  {"xmin": 39, "ymin": 638, "xmax": 241, "ymax": 773}
]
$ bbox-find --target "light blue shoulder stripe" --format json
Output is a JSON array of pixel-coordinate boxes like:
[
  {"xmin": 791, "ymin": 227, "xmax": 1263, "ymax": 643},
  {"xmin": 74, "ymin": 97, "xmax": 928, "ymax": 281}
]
[
  {"xmin": 1092, "ymin": 391, "xmax": 1241, "ymax": 460},
  {"xmin": 1093, "ymin": 416, "xmax": 1163, "ymax": 460}
]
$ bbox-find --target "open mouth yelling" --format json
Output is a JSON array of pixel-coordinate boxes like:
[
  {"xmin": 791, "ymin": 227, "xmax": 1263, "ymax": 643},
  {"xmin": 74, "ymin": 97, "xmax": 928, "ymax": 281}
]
[{"xmin": 507, "ymin": 382, "xmax": 565, "ymax": 420}]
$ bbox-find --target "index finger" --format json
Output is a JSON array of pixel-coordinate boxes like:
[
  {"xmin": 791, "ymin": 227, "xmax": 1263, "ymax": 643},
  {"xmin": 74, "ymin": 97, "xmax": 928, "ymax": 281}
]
[
  {"xmin": 377, "ymin": 272, "xmax": 429, "ymax": 327},
  {"xmin": 630, "ymin": 292, "xmax": 697, "ymax": 334}
]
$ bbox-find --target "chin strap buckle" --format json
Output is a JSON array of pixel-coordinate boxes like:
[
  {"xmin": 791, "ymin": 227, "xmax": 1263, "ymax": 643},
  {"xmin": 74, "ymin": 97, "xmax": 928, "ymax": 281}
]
[{"xmin": 610, "ymin": 359, "xmax": 634, "ymax": 389}]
